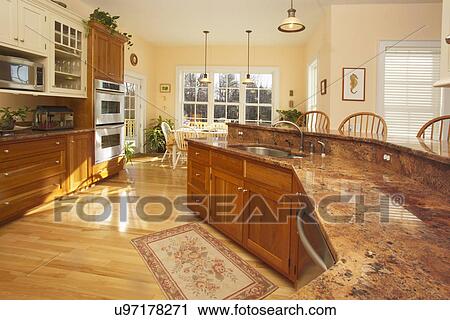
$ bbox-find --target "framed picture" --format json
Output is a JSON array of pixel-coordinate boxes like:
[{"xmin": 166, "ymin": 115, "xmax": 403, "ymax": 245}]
[
  {"xmin": 160, "ymin": 84, "xmax": 171, "ymax": 93},
  {"xmin": 320, "ymin": 79, "xmax": 327, "ymax": 95},
  {"xmin": 342, "ymin": 68, "xmax": 366, "ymax": 101},
  {"xmin": 130, "ymin": 53, "xmax": 138, "ymax": 66}
]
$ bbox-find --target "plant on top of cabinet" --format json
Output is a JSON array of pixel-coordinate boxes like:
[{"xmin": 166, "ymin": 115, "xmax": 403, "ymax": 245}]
[
  {"xmin": 86, "ymin": 8, "xmax": 133, "ymax": 49},
  {"xmin": 0, "ymin": 107, "xmax": 30, "ymax": 130}
]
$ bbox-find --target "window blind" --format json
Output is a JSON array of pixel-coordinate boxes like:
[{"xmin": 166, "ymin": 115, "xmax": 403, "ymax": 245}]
[{"xmin": 383, "ymin": 47, "xmax": 441, "ymax": 137}]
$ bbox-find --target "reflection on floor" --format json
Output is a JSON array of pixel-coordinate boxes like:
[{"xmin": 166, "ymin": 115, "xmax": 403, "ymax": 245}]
[{"xmin": 0, "ymin": 155, "xmax": 299, "ymax": 299}]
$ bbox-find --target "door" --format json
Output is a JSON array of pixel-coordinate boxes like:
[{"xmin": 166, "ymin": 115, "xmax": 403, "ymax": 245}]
[
  {"xmin": 18, "ymin": 0, "xmax": 47, "ymax": 54},
  {"xmin": 108, "ymin": 38, "xmax": 124, "ymax": 82},
  {"xmin": 124, "ymin": 74, "xmax": 145, "ymax": 152},
  {"xmin": 68, "ymin": 132, "xmax": 93, "ymax": 192},
  {"xmin": 243, "ymin": 182, "xmax": 292, "ymax": 276},
  {"xmin": 93, "ymin": 30, "xmax": 110, "ymax": 80},
  {"xmin": 210, "ymin": 169, "xmax": 244, "ymax": 244},
  {"xmin": 0, "ymin": 0, "xmax": 18, "ymax": 47}
]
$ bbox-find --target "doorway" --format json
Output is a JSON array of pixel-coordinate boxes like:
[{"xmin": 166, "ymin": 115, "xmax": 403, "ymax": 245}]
[{"xmin": 124, "ymin": 73, "xmax": 147, "ymax": 153}]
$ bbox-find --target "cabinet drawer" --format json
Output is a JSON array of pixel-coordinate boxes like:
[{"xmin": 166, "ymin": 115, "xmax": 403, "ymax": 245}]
[
  {"xmin": 188, "ymin": 145, "xmax": 210, "ymax": 165},
  {"xmin": 0, "ymin": 137, "xmax": 66, "ymax": 162},
  {"xmin": 0, "ymin": 151, "xmax": 65, "ymax": 192},
  {"xmin": 187, "ymin": 184, "xmax": 209, "ymax": 220},
  {"xmin": 246, "ymin": 161, "xmax": 292, "ymax": 192},
  {"xmin": 189, "ymin": 161, "xmax": 209, "ymax": 192},
  {"xmin": 211, "ymin": 151, "xmax": 243, "ymax": 177},
  {"xmin": 0, "ymin": 174, "xmax": 65, "ymax": 224}
]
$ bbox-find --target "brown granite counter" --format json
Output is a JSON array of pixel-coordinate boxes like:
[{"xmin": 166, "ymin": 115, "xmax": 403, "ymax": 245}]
[
  {"xmin": 188, "ymin": 137, "xmax": 450, "ymax": 299},
  {"xmin": 0, "ymin": 128, "xmax": 94, "ymax": 143}
]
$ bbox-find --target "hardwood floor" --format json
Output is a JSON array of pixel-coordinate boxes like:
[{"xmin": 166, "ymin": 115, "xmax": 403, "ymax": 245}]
[{"xmin": 0, "ymin": 155, "xmax": 298, "ymax": 299}]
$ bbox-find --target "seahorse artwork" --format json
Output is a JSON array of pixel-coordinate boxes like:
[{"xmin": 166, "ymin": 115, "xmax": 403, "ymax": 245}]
[{"xmin": 350, "ymin": 73, "xmax": 359, "ymax": 94}]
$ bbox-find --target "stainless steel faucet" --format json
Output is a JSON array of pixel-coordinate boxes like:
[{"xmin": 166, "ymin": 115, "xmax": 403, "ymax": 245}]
[
  {"xmin": 317, "ymin": 141, "xmax": 326, "ymax": 156},
  {"xmin": 272, "ymin": 120, "xmax": 304, "ymax": 152}
]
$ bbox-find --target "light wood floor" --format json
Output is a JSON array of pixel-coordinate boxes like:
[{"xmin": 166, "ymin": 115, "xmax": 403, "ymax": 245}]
[{"xmin": 0, "ymin": 156, "xmax": 298, "ymax": 299}]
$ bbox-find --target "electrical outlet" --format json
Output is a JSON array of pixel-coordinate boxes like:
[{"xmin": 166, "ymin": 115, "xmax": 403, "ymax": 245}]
[{"xmin": 383, "ymin": 153, "xmax": 392, "ymax": 162}]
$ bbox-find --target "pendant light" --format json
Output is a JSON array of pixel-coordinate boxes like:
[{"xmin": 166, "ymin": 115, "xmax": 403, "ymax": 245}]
[
  {"xmin": 278, "ymin": 0, "xmax": 305, "ymax": 33},
  {"xmin": 200, "ymin": 31, "xmax": 212, "ymax": 84},
  {"xmin": 242, "ymin": 30, "xmax": 254, "ymax": 86}
]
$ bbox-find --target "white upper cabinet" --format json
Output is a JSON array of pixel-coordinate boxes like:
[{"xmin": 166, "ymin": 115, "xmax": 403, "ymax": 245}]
[
  {"xmin": 0, "ymin": 0, "xmax": 19, "ymax": 47},
  {"xmin": 17, "ymin": 0, "xmax": 47, "ymax": 54}
]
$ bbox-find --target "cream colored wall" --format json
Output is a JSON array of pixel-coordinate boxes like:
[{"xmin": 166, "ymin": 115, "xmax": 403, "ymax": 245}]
[
  {"xmin": 304, "ymin": 7, "xmax": 331, "ymax": 116},
  {"xmin": 149, "ymin": 44, "xmax": 306, "ymax": 122},
  {"xmin": 327, "ymin": 3, "xmax": 442, "ymax": 129}
]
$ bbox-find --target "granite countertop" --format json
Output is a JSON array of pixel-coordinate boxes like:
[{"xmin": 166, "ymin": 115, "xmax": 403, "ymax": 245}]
[
  {"xmin": 227, "ymin": 123, "xmax": 450, "ymax": 164},
  {"xmin": 188, "ymin": 138, "xmax": 450, "ymax": 299},
  {"xmin": 0, "ymin": 128, "xmax": 95, "ymax": 143}
]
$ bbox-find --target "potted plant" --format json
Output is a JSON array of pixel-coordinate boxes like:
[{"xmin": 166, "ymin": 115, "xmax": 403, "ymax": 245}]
[
  {"xmin": 0, "ymin": 107, "xmax": 30, "ymax": 131},
  {"xmin": 144, "ymin": 116, "xmax": 174, "ymax": 153},
  {"xmin": 124, "ymin": 142, "xmax": 135, "ymax": 165},
  {"xmin": 87, "ymin": 8, "xmax": 133, "ymax": 49},
  {"xmin": 276, "ymin": 109, "xmax": 303, "ymax": 124}
]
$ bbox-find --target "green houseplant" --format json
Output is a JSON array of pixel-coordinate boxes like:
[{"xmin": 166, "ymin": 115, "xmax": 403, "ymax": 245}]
[
  {"xmin": 87, "ymin": 8, "xmax": 133, "ymax": 49},
  {"xmin": 277, "ymin": 109, "xmax": 303, "ymax": 124},
  {"xmin": 0, "ymin": 107, "xmax": 30, "ymax": 131},
  {"xmin": 124, "ymin": 142, "xmax": 135, "ymax": 165},
  {"xmin": 144, "ymin": 116, "xmax": 174, "ymax": 153}
]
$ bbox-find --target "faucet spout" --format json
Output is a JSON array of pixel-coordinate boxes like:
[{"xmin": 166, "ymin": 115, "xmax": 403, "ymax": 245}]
[{"xmin": 272, "ymin": 120, "xmax": 304, "ymax": 152}]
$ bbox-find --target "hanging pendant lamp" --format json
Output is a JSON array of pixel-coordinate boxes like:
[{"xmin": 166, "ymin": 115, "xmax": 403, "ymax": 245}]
[
  {"xmin": 242, "ymin": 30, "xmax": 254, "ymax": 86},
  {"xmin": 278, "ymin": 0, "xmax": 305, "ymax": 33},
  {"xmin": 200, "ymin": 31, "xmax": 212, "ymax": 84}
]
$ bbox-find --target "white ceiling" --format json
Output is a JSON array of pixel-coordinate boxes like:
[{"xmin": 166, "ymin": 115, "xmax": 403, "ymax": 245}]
[{"xmin": 78, "ymin": 0, "xmax": 441, "ymax": 45}]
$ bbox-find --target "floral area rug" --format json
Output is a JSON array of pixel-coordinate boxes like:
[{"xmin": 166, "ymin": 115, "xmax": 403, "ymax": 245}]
[{"xmin": 131, "ymin": 224, "xmax": 278, "ymax": 300}]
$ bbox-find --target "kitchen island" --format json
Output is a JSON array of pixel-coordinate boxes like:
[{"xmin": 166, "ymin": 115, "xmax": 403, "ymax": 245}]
[{"xmin": 186, "ymin": 124, "xmax": 450, "ymax": 299}]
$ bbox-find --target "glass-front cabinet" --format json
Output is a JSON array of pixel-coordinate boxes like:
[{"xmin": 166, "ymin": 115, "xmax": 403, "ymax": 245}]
[{"xmin": 50, "ymin": 16, "xmax": 86, "ymax": 96}]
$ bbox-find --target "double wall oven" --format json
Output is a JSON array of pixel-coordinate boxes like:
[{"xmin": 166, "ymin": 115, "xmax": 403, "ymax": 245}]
[{"xmin": 94, "ymin": 79, "xmax": 126, "ymax": 164}]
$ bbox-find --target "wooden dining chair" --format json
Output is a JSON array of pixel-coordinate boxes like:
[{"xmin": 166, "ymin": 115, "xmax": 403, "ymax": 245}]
[
  {"xmin": 416, "ymin": 115, "xmax": 450, "ymax": 141},
  {"xmin": 173, "ymin": 129, "xmax": 199, "ymax": 169},
  {"xmin": 296, "ymin": 111, "xmax": 330, "ymax": 131},
  {"xmin": 338, "ymin": 112, "xmax": 388, "ymax": 139}
]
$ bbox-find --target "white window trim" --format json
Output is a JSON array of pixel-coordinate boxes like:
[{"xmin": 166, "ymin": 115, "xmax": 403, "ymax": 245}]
[
  {"xmin": 307, "ymin": 58, "xmax": 318, "ymax": 112},
  {"xmin": 376, "ymin": 40, "xmax": 441, "ymax": 117},
  {"xmin": 175, "ymin": 66, "xmax": 280, "ymax": 128}
]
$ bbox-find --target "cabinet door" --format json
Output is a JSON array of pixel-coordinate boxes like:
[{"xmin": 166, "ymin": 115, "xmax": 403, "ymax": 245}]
[
  {"xmin": 210, "ymin": 169, "xmax": 244, "ymax": 244},
  {"xmin": 108, "ymin": 38, "xmax": 124, "ymax": 82},
  {"xmin": 18, "ymin": 0, "xmax": 47, "ymax": 54},
  {"xmin": 0, "ymin": 0, "xmax": 18, "ymax": 47},
  {"xmin": 93, "ymin": 30, "xmax": 110, "ymax": 80},
  {"xmin": 243, "ymin": 182, "xmax": 292, "ymax": 276},
  {"xmin": 67, "ymin": 133, "xmax": 93, "ymax": 192}
]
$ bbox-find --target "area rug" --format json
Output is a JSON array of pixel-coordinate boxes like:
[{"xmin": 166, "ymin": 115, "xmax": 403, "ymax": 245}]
[{"xmin": 131, "ymin": 224, "xmax": 278, "ymax": 300}]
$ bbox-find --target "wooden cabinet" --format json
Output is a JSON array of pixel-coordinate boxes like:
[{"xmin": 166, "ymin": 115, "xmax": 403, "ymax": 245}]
[
  {"xmin": 89, "ymin": 21, "xmax": 126, "ymax": 83},
  {"xmin": 210, "ymin": 169, "xmax": 244, "ymax": 244},
  {"xmin": 67, "ymin": 132, "xmax": 93, "ymax": 192},
  {"xmin": 17, "ymin": 0, "xmax": 47, "ymax": 54},
  {"xmin": 187, "ymin": 142, "xmax": 300, "ymax": 283},
  {"xmin": 0, "ymin": 0, "xmax": 48, "ymax": 55},
  {"xmin": 0, "ymin": 0, "xmax": 18, "ymax": 47}
]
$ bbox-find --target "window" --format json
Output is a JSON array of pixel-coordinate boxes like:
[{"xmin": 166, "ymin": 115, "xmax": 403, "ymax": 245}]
[
  {"xmin": 378, "ymin": 42, "xmax": 441, "ymax": 137},
  {"xmin": 245, "ymin": 74, "xmax": 273, "ymax": 126},
  {"xmin": 214, "ymin": 73, "xmax": 240, "ymax": 123},
  {"xmin": 182, "ymin": 73, "xmax": 209, "ymax": 125},
  {"xmin": 178, "ymin": 68, "xmax": 277, "ymax": 126},
  {"xmin": 307, "ymin": 59, "xmax": 318, "ymax": 111}
]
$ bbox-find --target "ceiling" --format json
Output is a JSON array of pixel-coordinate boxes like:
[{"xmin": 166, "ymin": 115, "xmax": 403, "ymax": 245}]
[{"xmin": 79, "ymin": 0, "xmax": 442, "ymax": 46}]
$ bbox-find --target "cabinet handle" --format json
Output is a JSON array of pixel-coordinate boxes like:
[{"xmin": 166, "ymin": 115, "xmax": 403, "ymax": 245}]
[
  {"xmin": 195, "ymin": 173, "xmax": 201, "ymax": 177},
  {"xmin": 71, "ymin": 140, "xmax": 75, "ymax": 143},
  {"xmin": 55, "ymin": 141, "xmax": 60, "ymax": 145},
  {"xmin": 3, "ymin": 202, "xmax": 10, "ymax": 206},
  {"xmin": 14, "ymin": 37, "xmax": 18, "ymax": 41},
  {"xmin": 195, "ymin": 152, "xmax": 200, "ymax": 156},
  {"xmin": 20, "ymin": 39, "xmax": 24, "ymax": 42},
  {"xmin": 237, "ymin": 187, "xmax": 244, "ymax": 191},
  {"xmin": 243, "ymin": 189, "xmax": 248, "ymax": 193},
  {"xmin": 55, "ymin": 160, "xmax": 60, "ymax": 164},
  {"xmin": 3, "ymin": 173, "xmax": 9, "ymax": 177},
  {"xmin": 3, "ymin": 149, "xmax": 9, "ymax": 153}
]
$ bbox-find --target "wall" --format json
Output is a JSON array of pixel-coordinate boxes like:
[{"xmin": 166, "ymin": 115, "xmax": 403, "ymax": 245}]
[
  {"xmin": 149, "ymin": 44, "xmax": 306, "ymax": 123},
  {"xmin": 327, "ymin": 3, "xmax": 442, "ymax": 129}
]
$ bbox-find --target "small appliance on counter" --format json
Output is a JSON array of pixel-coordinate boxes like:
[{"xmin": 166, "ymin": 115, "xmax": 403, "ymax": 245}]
[{"xmin": 33, "ymin": 106, "xmax": 74, "ymax": 131}]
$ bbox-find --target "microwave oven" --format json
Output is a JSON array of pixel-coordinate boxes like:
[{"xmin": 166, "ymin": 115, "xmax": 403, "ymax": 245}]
[{"xmin": 0, "ymin": 55, "xmax": 44, "ymax": 92}]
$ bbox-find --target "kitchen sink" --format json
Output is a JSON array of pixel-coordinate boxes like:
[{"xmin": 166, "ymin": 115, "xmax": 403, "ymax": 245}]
[{"xmin": 231, "ymin": 145, "xmax": 306, "ymax": 159}]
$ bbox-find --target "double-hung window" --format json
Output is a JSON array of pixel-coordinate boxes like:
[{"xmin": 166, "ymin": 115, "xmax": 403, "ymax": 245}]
[
  {"xmin": 178, "ymin": 68, "xmax": 277, "ymax": 126},
  {"xmin": 378, "ymin": 41, "xmax": 441, "ymax": 137}
]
